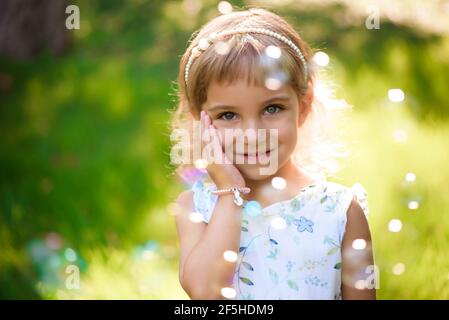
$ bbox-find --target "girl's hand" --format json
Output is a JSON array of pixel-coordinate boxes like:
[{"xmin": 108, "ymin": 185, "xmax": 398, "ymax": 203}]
[{"xmin": 198, "ymin": 110, "xmax": 246, "ymax": 189}]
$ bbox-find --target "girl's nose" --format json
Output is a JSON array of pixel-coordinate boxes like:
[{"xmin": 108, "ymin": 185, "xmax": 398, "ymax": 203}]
[
  {"xmin": 239, "ymin": 119, "xmax": 269, "ymax": 149},
  {"xmin": 241, "ymin": 118, "xmax": 264, "ymax": 132}
]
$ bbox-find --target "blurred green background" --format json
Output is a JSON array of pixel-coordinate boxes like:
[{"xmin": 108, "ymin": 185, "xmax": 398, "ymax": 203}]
[{"xmin": 0, "ymin": 0, "xmax": 448, "ymax": 299}]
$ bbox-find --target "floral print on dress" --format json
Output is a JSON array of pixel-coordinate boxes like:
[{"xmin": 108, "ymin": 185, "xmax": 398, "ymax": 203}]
[
  {"xmin": 189, "ymin": 175, "xmax": 370, "ymax": 300},
  {"xmin": 293, "ymin": 216, "xmax": 314, "ymax": 233}
]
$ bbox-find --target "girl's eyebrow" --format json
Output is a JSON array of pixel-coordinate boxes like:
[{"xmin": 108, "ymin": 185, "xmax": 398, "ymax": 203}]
[{"xmin": 208, "ymin": 94, "xmax": 291, "ymax": 112}]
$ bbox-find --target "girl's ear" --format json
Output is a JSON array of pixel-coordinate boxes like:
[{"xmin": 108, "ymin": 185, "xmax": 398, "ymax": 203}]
[{"xmin": 297, "ymin": 83, "xmax": 314, "ymax": 127}]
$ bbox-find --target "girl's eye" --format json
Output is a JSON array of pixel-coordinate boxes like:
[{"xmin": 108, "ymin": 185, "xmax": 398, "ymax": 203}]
[
  {"xmin": 218, "ymin": 112, "xmax": 237, "ymax": 121},
  {"xmin": 264, "ymin": 104, "xmax": 283, "ymax": 115}
]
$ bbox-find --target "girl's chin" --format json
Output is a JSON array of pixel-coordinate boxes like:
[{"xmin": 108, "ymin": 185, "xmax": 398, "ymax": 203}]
[{"xmin": 236, "ymin": 163, "xmax": 280, "ymax": 181}]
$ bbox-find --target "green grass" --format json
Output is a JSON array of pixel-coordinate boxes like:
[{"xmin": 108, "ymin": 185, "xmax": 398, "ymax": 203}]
[
  {"xmin": 40, "ymin": 247, "xmax": 188, "ymax": 300},
  {"xmin": 333, "ymin": 106, "xmax": 449, "ymax": 299}
]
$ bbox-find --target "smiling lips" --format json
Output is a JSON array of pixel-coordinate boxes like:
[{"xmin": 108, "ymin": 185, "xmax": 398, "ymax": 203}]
[{"xmin": 237, "ymin": 149, "xmax": 273, "ymax": 159}]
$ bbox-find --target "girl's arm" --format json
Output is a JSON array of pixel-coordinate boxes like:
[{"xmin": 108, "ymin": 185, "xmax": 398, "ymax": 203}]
[
  {"xmin": 341, "ymin": 199, "xmax": 377, "ymax": 300},
  {"xmin": 175, "ymin": 189, "xmax": 243, "ymax": 300}
]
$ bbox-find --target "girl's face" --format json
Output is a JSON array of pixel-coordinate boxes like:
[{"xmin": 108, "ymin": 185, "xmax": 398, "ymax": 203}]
[{"xmin": 203, "ymin": 79, "xmax": 308, "ymax": 181}]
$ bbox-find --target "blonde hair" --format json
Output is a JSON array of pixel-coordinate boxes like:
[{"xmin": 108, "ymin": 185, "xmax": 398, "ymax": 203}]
[{"xmin": 170, "ymin": 7, "xmax": 350, "ymax": 181}]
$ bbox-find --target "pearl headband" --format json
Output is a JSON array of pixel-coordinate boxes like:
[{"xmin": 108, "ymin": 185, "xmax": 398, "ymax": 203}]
[{"xmin": 184, "ymin": 27, "xmax": 308, "ymax": 86}]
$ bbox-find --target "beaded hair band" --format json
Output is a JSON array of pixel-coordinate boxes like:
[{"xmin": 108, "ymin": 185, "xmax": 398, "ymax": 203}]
[{"xmin": 184, "ymin": 27, "xmax": 308, "ymax": 86}]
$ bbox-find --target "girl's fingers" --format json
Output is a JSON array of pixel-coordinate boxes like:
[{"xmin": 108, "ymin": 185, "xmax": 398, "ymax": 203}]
[
  {"xmin": 199, "ymin": 110, "xmax": 206, "ymax": 162},
  {"xmin": 209, "ymin": 124, "xmax": 222, "ymax": 146},
  {"xmin": 199, "ymin": 110, "xmax": 203, "ymax": 143},
  {"xmin": 204, "ymin": 113, "xmax": 216, "ymax": 141},
  {"xmin": 208, "ymin": 124, "xmax": 220, "ymax": 155},
  {"xmin": 201, "ymin": 111, "xmax": 213, "ymax": 163},
  {"xmin": 202, "ymin": 111, "xmax": 208, "ymax": 141},
  {"xmin": 202, "ymin": 111, "xmax": 229, "ymax": 165},
  {"xmin": 209, "ymin": 124, "xmax": 230, "ymax": 164},
  {"xmin": 209, "ymin": 124, "xmax": 223, "ymax": 152},
  {"xmin": 204, "ymin": 112, "xmax": 211, "ymax": 127}
]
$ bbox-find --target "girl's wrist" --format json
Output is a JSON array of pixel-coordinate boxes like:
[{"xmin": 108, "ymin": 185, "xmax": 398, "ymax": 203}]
[
  {"xmin": 212, "ymin": 187, "xmax": 250, "ymax": 207},
  {"xmin": 216, "ymin": 182, "xmax": 246, "ymax": 189},
  {"xmin": 212, "ymin": 174, "xmax": 246, "ymax": 190},
  {"xmin": 212, "ymin": 186, "xmax": 250, "ymax": 195}
]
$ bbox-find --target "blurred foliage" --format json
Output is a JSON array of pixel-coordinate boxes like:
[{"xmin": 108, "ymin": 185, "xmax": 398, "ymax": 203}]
[{"xmin": 0, "ymin": 0, "xmax": 448, "ymax": 299}]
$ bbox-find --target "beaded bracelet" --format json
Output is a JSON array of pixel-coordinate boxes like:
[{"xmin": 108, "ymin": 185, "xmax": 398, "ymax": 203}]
[{"xmin": 212, "ymin": 187, "xmax": 251, "ymax": 207}]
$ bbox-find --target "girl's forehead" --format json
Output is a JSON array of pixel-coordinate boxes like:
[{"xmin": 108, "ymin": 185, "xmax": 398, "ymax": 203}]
[{"xmin": 206, "ymin": 80, "xmax": 296, "ymax": 105}]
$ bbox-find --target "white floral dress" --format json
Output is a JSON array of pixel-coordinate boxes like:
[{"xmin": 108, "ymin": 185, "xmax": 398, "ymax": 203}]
[{"xmin": 190, "ymin": 174, "xmax": 369, "ymax": 300}]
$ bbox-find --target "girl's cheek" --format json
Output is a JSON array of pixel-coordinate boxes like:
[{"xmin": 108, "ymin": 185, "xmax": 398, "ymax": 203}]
[{"xmin": 277, "ymin": 124, "xmax": 298, "ymax": 147}]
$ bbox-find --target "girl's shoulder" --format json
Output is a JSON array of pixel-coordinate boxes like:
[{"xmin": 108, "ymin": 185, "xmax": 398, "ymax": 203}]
[
  {"xmin": 314, "ymin": 180, "xmax": 370, "ymax": 245},
  {"xmin": 322, "ymin": 180, "xmax": 369, "ymax": 218},
  {"xmin": 189, "ymin": 177, "xmax": 218, "ymax": 224}
]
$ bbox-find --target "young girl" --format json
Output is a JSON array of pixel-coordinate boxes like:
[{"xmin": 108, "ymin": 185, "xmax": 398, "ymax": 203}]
[{"xmin": 171, "ymin": 7, "xmax": 376, "ymax": 300}]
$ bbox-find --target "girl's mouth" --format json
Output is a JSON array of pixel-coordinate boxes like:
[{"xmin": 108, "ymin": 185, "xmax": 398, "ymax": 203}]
[{"xmin": 237, "ymin": 149, "xmax": 273, "ymax": 161}]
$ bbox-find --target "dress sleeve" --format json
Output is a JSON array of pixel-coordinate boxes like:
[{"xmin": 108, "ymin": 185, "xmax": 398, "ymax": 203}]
[
  {"xmin": 191, "ymin": 179, "xmax": 218, "ymax": 224},
  {"xmin": 337, "ymin": 183, "xmax": 369, "ymax": 243}
]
